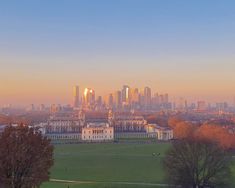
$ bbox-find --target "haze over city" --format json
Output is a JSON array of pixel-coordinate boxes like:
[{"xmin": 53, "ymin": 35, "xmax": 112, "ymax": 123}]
[
  {"xmin": 1, "ymin": 0, "xmax": 235, "ymax": 106},
  {"xmin": 1, "ymin": 1, "xmax": 235, "ymax": 188}
]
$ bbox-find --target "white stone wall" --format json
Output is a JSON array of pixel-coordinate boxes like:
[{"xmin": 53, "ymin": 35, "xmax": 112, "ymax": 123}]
[
  {"xmin": 157, "ymin": 129, "xmax": 173, "ymax": 140},
  {"xmin": 46, "ymin": 133, "xmax": 81, "ymax": 140},
  {"xmin": 82, "ymin": 126, "xmax": 114, "ymax": 141}
]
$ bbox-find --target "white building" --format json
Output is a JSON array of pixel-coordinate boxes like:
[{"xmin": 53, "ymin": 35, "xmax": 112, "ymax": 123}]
[
  {"xmin": 146, "ymin": 124, "xmax": 173, "ymax": 141},
  {"xmin": 82, "ymin": 123, "xmax": 114, "ymax": 141},
  {"xmin": 45, "ymin": 110, "xmax": 85, "ymax": 134},
  {"xmin": 156, "ymin": 126, "xmax": 173, "ymax": 141},
  {"xmin": 108, "ymin": 111, "xmax": 147, "ymax": 132}
]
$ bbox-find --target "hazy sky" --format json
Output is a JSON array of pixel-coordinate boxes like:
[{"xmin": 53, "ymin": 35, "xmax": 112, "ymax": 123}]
[{"xmin": 1, "ymin": 0, "xmax": 235, "ymax": 106}]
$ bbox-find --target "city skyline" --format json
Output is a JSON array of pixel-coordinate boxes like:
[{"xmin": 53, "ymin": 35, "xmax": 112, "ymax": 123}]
[
  {"xmin": 1, "ymin": 82, "xmax": 235, "ymax": 107},
  {"xmin": 1, "ymin": 84, "xmax": 235, "ymax": 108},
  {"xmin": 1, "ymin": 83, "xmax": 235, "ymax": 107},
  {"xmin": 1, "ymin": 0, "xmax": 235, "ymax": 106}
]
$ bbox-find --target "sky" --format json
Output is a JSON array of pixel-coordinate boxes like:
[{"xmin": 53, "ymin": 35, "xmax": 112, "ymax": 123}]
[{"xmin": 0, "ymin": 0, "xmax": 235, "ymax": 106}]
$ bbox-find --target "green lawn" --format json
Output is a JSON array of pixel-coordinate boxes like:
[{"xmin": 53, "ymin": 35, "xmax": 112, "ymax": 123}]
[
  {"xmin": 41, "ymin": 142, "xmax": 235, "ymax": 188},
  {"xmin": 41, "ymin": 143, "xmax": 170, "ymax": 188}
]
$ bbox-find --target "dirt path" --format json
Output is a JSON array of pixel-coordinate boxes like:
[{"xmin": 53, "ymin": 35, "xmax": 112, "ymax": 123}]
[{"xmin": 50, "ymin": 178, "xmax": 170, "ymax": 187}]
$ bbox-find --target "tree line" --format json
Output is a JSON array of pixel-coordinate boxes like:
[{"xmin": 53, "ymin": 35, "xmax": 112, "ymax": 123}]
[{"xmin": 164, "ymin": 117, "xmax": 235, "ymax": 188}]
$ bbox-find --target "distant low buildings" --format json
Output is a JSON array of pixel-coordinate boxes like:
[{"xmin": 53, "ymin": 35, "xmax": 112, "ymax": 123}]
[
  {"xmin": 146, "ymin": 124, "xmax": 173, "ymax": 140},
  {"xmin": 197, "ymin": 101, "xmax": 207, "ymax": 112},
  {"xmin": 110, "ymin": 112, "xmax": 147, "ymax": 132},
  {"xmin": 155, "ymin": 126, "xmax": 173, "ymax": 140},
  {"xmin": 39, "ymin": 109, "xmax": 173, "ymax": 142},
  {"xmin": 44, "ymin": 110, "xmax": 85, "ymax": 140},
  {"xmin": 82, "ymin": 123, "xmax": 114, "ymax": 141}
]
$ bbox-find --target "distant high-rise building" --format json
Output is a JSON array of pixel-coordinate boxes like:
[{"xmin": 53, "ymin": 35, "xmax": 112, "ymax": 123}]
[
  {"xmin": 27, "ymin": 104, "xmax": 35, "ymax": 111},
  {"xmin": 108, "ymin": 93, "xmax": 114, "ymax": 107},
  {"xmin": 197, "ymin": 101, "xmax": 207, "ymax": 111},
  {"xmin": 163, "ymin": 93, "xmax": 169, "ymax": 104},
  {"xmin": 184, "ymin": 100, "xmax": 188, "ymax": 110},
  {"xmin": 144, "ymin": 87, "xmax": 151, "ymax": 107},
  {"xmin": 50, "ymin": 104, "xmax": 61, "ymax": 113},
  {"xmin": 159, "ymin": 94, "xmax": 164, "ymax": 104},
  {"xmin": 83, "ymin": 88, "xmax": 95, "ymax": 106},
  {"xmin": 216, "ymin": 102, "xmax": 228, "ymax": 112},
  {"xmin": 131, "ymin": 88, "xmax": 139, "ymax": 104},
  {"xmin": 39, "ymin": 104, "xmax": 45, "ymax": 111},
  {"xmin": 97, "ymin": 96, "xmax": 103, "ymax": 107},
  {"xmin": 176, "ymin": 97, "xmax": 187, "ymax": 110},
  {"xmin": 152, "ymin": 93, "xmax": 159, "ymax": 106},
  {"xmin": 104, "ymin": 93, "xmax": 114, "ymax": 108},
  {"xmin": 122, "ymin": 85, "xmax": 130, "ymax": 104},
  {"xmin": 114, "ymin": 91, "xmax": 122, "ymax": 108},
  {"xmin": 73, "ymin": 86, "xmax": 80, "ymax": 108}
]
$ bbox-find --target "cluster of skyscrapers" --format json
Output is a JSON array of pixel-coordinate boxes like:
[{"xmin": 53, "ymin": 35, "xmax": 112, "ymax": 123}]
[{"xmin": 73, "ymin": 85, "xmax": 170, "ymax": 111}]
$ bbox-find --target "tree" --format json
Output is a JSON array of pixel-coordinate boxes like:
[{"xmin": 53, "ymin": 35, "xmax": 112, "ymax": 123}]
[
  {"xmin": 196, "ymin": 124, "xmax": 235, "ymax": 150},
  {"xmin": 0, "ymin": 125, "xmax": 53, "ymax": 188},
  {"xmin": 168, "ymin": 116, "xmax": 183, "ymax": 128},
  {"xmin": 173, "ymin": 121, "xmax": 195, "ymax": 139},
  {"xmin": 163, "ymin": 138, "xmax": 232, "ymax": 188}
]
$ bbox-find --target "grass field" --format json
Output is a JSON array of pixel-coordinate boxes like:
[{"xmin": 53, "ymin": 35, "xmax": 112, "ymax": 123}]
[
  {"xmin": 41, "ymin": 142, "xmax": 170, "ymax": 188},
  {"xmin": 41, "ymin": 142, "xmax": 235, "ymax": 188}
]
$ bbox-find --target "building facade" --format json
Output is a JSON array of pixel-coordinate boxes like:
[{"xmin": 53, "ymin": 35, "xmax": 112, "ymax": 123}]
[
  {"xmin": 146, "ymin": 124, "xmax": 173, "ymax": 141},
  {"xmin": 41, "ymin": 109, "xmax": 173, "ymax": 142},
  {"xmin": 108, "ymin": 111, "xmax": 147, "ymax": 132},
  {"xmin": 82, "ymin": 123, "xmax": 114, "ymax": 141},
  {"xmin": 73, "ymin": 85, "xmax": 80, "ymax": 108},
  {"xmin": 44, "ymin": 110, "xmax": 85, "ymax": 140}
]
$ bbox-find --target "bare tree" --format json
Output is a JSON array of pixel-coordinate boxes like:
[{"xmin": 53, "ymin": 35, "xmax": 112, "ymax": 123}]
[
  {"xmin": 0, "ymin": 125, "xmax": 53, "ymax": 188},
  {"xmin": 163, "ymin": 138, "xmax": 232, "ymax": 188}
]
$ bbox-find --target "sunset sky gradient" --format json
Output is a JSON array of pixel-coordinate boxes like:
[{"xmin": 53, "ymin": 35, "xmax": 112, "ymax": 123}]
[{"xmin": 1, "ymin": 0, "xmax": 235, "ymax": 106}]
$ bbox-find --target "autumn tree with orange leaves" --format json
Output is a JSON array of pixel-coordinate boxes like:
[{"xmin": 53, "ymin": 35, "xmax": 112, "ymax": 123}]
[
  {"xmin": 168, "ymin": 116, "xmax": 235, "ymax": 149},
  {"xmin": 173, "ymin": 121, "xmax": 196, "ymax": 139},
  {"xmin": 195, "ymin": 124, "xmax": 235, "ymax": 149}
]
